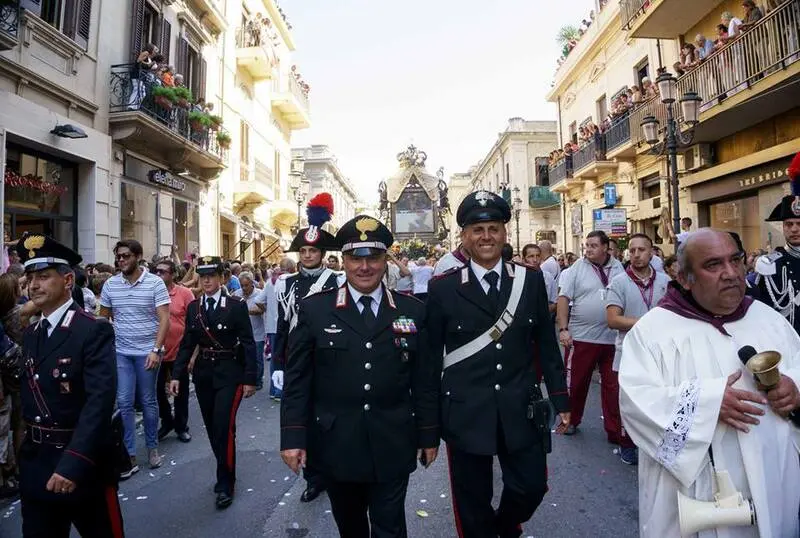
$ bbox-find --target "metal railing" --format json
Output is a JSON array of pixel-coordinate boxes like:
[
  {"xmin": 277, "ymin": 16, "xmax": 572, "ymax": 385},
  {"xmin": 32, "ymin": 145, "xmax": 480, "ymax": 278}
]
[
  {"xmin": 572, "ymin": 133, "xmax": 607, "ymax": 172},
  {"xmin": 605, "ymin": 114, "xmax": 632, "ymax": 151},
  {"xmin": 287, "ymin": 75, "xmax": 310, "ymax": 112},
  {"xmin": 619, "ymin": 0, "xmax": 650, "ymax": 30},
  {"xmin": 629, "ymin": 95, "xmax": 668, "ymax": 145},
  {"xmin": 234, "ymin": 24, "xmax": 277, "ymax": 56},
  {"xmin": 108, "ymin": 64, "xmax": 229, "ymax": 162},
  {"xmin": 548, "ymin": 155, "xmax": 573, "ymax": 185},
  {"xmin": 676, "ymin": 0, "xmax": 800, "ymax": 108},
  {"xmin": 0, "ymin": 0, "xmax": 20, "ymax": 40}
]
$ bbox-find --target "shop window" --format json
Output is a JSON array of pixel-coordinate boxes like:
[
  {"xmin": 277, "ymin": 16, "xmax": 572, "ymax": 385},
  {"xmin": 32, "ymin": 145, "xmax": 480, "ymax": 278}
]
[
  {"xmin": 708, "ymin": 196, "xmax": 760, "ymax": 252},
  {"xmin": 173, "ymin": 198, "xmax": 200, "ymax": 260},
  {"xmin": 121, "ymin": 182, "xmax": 158, "ymax": 259},
  {"xmin": 4, "ymin": 147, "xmax": 74, "ymax": 216}
]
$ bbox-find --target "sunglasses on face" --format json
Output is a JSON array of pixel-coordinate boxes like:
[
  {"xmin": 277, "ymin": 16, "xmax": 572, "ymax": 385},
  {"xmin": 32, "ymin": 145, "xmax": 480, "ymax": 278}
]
[
  {"xmin": 155, "ymin": 269, "xmax": 172, "ymax": 275},
  {"xmin": 115, "ymin": 253, "xmax": 133, "ymax": 261}
]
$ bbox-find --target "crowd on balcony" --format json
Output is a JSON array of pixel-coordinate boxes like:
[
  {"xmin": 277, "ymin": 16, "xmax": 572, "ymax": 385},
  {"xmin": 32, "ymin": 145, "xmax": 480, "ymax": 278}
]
[
  {"xmin": 126, "ymin": 43, "xmax": 230, "ymax": 153},
  {"xmin": 289, "ymin": 65, "xmax": 311, "ymax": 97},
  {"xmin": 556, "ymin": 0, "xmax": 611, "ymax": 67},
  {"xmin": 242, "ymin": 12, "xmax": 281, "ymax": 50}
]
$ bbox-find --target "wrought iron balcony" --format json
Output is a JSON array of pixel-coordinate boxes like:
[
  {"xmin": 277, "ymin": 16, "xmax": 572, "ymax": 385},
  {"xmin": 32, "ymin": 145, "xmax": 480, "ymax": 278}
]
[
  {"xmin": 548, "ymin": 156, "xmax": 573, "ymax": 190},
  {"xmin": 235, "ymin": 25, "xmax": 277, "ymax": 80},
  {"xmin": 529, "ymin": 186, "xmax": 560, "ymax": 209},
  {"xmin": 0, "ymin": 0, "xmax": 20, "ymax": 51},
  {"xmin": 605, "ymin": 115, "xmax": 632, "ymax": 152},
  {"xmin": 108, "ymin": 64, "xmax": 228, "ymax": 180}
]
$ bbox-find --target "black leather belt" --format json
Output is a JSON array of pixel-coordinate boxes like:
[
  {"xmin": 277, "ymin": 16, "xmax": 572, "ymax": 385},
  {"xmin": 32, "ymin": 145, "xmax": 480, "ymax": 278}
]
[
  {"xmin": 26, "ymin": 425, "xmax": 74, "ymax": 445},
  {"xmin": 200, "ymin": 348, "xmax": 235, "ymax": 359}
]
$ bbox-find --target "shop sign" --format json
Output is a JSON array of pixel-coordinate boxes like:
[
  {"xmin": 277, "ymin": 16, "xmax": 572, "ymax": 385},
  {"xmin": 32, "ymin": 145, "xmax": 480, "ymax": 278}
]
[
  {"xmin": 148, "ymin": 169, "xmax": 186, "ymax": 192},
  {"xmin": 690, "ymin": 156, "xmax": 792, "ymax": 203},
  {"xmin": 593, "ymin": 208, "xmax": 627, "ymax": 237},
  {"xmin": 604, "ymin": 183, "xmax": 617, "ymax": 207}
]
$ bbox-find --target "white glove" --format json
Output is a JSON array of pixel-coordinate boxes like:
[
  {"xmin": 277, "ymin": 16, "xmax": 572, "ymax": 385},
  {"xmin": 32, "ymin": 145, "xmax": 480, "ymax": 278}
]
[{"xmin": 272, "ymin": 370, "xmax": 284, "ymax": 391}]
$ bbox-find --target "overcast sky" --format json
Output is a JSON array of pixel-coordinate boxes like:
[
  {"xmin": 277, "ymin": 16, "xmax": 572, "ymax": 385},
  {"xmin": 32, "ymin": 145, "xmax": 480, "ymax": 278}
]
[{"xmin": 288, "ymin": 0, "xmax": 592, "ymax": 204}]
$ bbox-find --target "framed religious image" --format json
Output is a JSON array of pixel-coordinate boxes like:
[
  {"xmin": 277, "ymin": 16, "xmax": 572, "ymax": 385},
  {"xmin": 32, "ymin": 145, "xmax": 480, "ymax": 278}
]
[{"xmin": 393, "ymin": 189, "xmax": 435, "ymax": 234}]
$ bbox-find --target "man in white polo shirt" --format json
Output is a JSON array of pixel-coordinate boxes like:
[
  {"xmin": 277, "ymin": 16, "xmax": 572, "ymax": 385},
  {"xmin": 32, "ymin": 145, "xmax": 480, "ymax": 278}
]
[
  {"xmin": 557, "ymin": 230, "xmax": 624, "ymax": 440},
  {"xmin": 99, "ymin": 240, "xmax": 171, "ymax": 477}
]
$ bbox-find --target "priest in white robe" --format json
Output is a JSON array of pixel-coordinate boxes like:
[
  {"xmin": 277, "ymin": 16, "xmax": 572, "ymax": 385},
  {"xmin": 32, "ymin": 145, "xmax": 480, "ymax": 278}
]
[{"xmin": 620, "ymin": 229, "xmax": 800, "ymax": 538}]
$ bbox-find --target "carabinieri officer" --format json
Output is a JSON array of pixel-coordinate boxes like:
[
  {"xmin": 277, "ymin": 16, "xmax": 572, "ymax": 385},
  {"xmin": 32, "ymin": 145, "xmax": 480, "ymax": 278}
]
[
  {"xmin": 16, "ymin": 233, "xmax": 124, "ymax": 537},
  {"xmin": 280, "ymin": 216, "xmax": 439, "ymax": 538},
  {"xmin": 171, "ymin": 255, "xmax": 257, "ymax": 510},
  {"xmin": 426, "ymin": 191, "xmax": 570, "ymax": 538}
]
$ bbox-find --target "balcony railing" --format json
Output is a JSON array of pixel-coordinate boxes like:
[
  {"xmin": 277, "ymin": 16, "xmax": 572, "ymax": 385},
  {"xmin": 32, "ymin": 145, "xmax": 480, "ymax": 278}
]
[
  {"xmin": 548, "ymin": 156, "xmax": 573, "ymax": 185},
  {"xmin": 620, "ymin": 0, "xmax": 649, "ymax": 31},
  {"xmin": 676, "ymin": 0, "xmax": 800, "ymax": 109},
  {"xmin": 605, "ymin": 114, "xmax": 632, "ymax": 151},
  {"xmin": 287, "ymin": 75, "xmax": 309, "ymax": 111},
  {"xmin": 529, "ymin": 186, "xmax": 561, "ymax": 208},
  {"xmin": 109, "ymin": 64, "xmax": 228, "ymax": 162},
  {"xmin": 573, "ymin": 133, "xmax": 607, "ymax": 172},
  {"xmin": 629, "ymin": 95, "xmax": 668, "ymax": 146},
  {"xmin": 0, "ymin": 0, "xmax": 20, "ymax": 46}
]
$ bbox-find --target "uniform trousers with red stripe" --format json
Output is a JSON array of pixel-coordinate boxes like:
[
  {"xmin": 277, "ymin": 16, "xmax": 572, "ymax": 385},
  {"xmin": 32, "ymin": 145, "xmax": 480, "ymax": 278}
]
[
  {"xmin": 193, "ymin": 379, "xmax": 244, "ymax": 494},
  {"xmin": 446, "ymin": 422, "xmax": 548, "ymax": 538},
  {"xmin": 566, "ymin": 341, "xmax": 632, "ymax": 447},
  {"xmin": 21, "ymin": 483, "xmax": 125, "ymax": 537}
]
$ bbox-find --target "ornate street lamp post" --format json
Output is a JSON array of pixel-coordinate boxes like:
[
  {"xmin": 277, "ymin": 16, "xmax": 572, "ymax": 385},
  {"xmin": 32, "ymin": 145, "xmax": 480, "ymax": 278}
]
[
  {"xmin": 289, "ymin": 158, "xmax": 310, "ymax": 235},
  {"xmin": 640, "ymin": 71, "xmax": 701, "ymax": 239},
  {"xmin": 512, "ymin": 186, "xmax": 523, "ymax": 255}
]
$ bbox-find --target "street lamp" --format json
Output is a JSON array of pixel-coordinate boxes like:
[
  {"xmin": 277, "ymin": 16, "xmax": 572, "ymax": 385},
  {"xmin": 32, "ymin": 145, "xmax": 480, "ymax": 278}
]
[
  {"xmin": 640, "ymin": 71, "xmax": 702, "ymax": 239},
  {"xmin": 289, "ymin": 159, "xmax": 309, "ymax": 235},
  {"xmin": 512, "ymin": 186, "xmax": 523, "ymax": 255}
]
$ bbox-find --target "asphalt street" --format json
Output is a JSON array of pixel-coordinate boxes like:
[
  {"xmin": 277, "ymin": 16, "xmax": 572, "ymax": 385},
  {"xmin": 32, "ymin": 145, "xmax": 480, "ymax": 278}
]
[{"xmin": 0, "ymin": 373, "xmax": 638, "ymax": 538}]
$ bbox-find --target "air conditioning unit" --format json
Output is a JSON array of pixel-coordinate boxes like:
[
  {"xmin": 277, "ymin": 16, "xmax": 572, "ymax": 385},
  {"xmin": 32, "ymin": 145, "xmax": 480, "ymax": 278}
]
[{"xmin": 683, "ymin": 144, "xmax": 712, "ymax": 172}]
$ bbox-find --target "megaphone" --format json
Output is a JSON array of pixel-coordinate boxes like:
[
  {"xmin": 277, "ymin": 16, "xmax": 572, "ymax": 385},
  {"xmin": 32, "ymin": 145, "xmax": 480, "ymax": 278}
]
[{"xmin": 677, "ymin": 470, "xmax": 756, "ymax": 536}]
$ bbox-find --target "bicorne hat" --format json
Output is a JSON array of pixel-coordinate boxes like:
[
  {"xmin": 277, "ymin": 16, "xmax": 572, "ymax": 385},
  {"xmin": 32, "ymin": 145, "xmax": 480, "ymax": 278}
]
[
  {"xmin": 766, "ymin": 152, "xmax": 800, "ymax": 221},
  {"xmin": 287, "ymin": 193, "xmax": 338, "ymax": 252}
]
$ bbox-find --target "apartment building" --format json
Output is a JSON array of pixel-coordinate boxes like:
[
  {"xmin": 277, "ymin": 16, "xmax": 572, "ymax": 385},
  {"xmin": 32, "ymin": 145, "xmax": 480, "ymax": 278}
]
[{"xmin": 467, "ymin": 118, "xmax": 561, "ymax": 253}]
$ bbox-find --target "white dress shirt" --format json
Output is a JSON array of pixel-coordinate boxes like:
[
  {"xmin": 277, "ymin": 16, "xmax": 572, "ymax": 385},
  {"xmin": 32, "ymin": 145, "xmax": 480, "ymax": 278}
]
[
  {"xmin": 348, "ymin": 284, "xmax": 382, "ymax": 317},
  {"xmin": 470, "ymin": 259, "xmax": 503, "ymax": 294},
  {"xmin": 203, "ymin": 289, "xmax": 223, "ymax": 310},
  {"xmin": 42, "ymin": 298, "xmax": 75, "ymax": 337}
]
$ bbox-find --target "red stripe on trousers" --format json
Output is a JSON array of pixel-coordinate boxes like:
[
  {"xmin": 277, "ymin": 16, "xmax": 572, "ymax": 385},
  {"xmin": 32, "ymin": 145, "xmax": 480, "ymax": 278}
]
[
  {"xmin": 227, "ymin": 385, "xmax": 244, "ymax": 471},
  {"xmin": 445, "ymin": 444, "xmax": 465, "ymax": 538},
  {"xmin": 105, "ymin": 485, "xmax": 125, "ymax": 538}
]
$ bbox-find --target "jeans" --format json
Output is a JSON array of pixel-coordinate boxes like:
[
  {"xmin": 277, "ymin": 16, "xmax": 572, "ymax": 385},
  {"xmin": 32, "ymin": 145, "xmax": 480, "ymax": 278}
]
[
  {"xmin": 255, "ymin": 340, "xmax": 265, "ymax": 389},
  {"xmin": 266, "ymin": 333, "xmax": 281, "ymax": 398},
  {"xmin": 117, "ymin": 353, "xmax": 160, "ymax": 455}
]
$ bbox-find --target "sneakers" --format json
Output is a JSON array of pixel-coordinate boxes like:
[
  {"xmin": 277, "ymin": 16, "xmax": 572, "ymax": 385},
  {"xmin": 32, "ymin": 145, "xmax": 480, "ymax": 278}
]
[
  {"xmin": 148, "ymin": 448, "xmax": 164, "ymax": 469},
  {"xmin": 120, "ymin": 456, "xmax": 139, "ymax": 480},
  {"xmin": 620, "ymin": 447, "xmax": 639, "ymax": 465}
]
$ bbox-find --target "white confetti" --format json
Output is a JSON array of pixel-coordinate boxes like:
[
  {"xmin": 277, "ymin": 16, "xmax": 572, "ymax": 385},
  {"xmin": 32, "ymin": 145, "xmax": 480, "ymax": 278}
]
[
  {"xmin": 122, "ymin": 497, "xmax": 129, "ymax": 501},
  {"xmin": 260, "ymin": 452, "xmax": 266, "ymax": 455},
  {"xmin": 118, "ymin": 493, "xmax": 124, "ymax": 497},
  {"xmin": 284, "ymin": 476, "xmax": 290, "ymax": 481},
  {"xmin": 136, "ymin": 496, "xmax": 148, "ymax": 500},
  {"xmin": 551, "ymin": 503, "xmax": 557, "ymax": 507},
  {"xmin": 170, "ymin": 460, "xmax": 177, "ymax": 466},
  {"xmin": 256, "ymin": 417, "xmax": 262, "ymax": 420},
  {"xmin": 278, "ymin": 502, "xmax": 286, "ymax": 506},
  {"xmin": 284, "ymin": 492, "xmax": 291, "ymax": 497},
  {"xmin": 440, "ymin": 494, "xmax": 447, "ymax": 498},
  {"xmin": 292, "ymin": 523, "xmax": 300, "ymax": 529},
  {"xmin": 166, "ymin": 472, "xmax": 172, "ymax": 476},
  {"xmin": 11, "ymin": 501, "xmax": 19, "ymax": 506},
  {"xmin": 270, "ymin": 406, "xmax": 275, "ymax": 409},
  {"xmin": 324, "ymin": 510, "xmax": 332, "ymax": 514},
  {"xmin": 420, "ymin": 499, "xmax": 427, "ymax": 503},
  {"xmin": 250, "ymin": 435, "xmax": 256, "ymax": 439},
  {"xmin": 149, "ymin": 472, "xmax": 155, "ymax": 477},
  {"xmin": 270, "ymin": 479, "xmax": 276, "ymax": 483},
  {"xmin": 247, "ymin": 488, "xmax": 254, "ymax": 492}
]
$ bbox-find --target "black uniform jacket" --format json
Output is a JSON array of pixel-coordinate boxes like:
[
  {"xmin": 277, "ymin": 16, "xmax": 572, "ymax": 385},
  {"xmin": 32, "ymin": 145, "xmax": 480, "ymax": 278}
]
[
  {"xmin": 426, "ymin": 262, "xmax": 569, "ymax": 456},
  {"xmin": 19, "ymin": 301, "xmax": 117, "ymax": 500},
  {"xmin": 755, "ymin": 247, "xmax": 800, "ymax": 331},
  {"xmin": 173, "ymin": 289, "xmax": 258, "ymax": 388},
  {"xmin": 274, "ymin": 270, "xmax": 340, "ymax": 368},
  {"xmin": 280, "ymin": 285, "xmax": 439, "ymax": 483}
]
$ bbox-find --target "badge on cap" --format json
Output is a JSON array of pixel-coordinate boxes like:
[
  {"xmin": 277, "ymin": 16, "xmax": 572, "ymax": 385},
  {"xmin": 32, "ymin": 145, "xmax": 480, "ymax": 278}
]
[
  {"xmin": 475, "ymin": 191, "xmax": 494, "ymax": 207},
  {"xmin": 792, "ymin": 197, "xmax": 800, "ymax": 217},
  {"xmin": 304, "ymin": 227, "xmax": 320, "ymax": 243},
  {"xmin": 23, "ymin": 235, "xmax": 45, "ymax": 258},
  {"xmin": 355, "ymin": 217, "xmax": 379, "ymax": 240}
]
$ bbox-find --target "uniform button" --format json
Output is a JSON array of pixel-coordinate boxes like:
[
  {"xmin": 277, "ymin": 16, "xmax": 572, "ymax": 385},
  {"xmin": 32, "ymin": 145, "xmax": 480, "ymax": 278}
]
[
  {"xmin": 364, "ymin": 384, "xmax": 371, "ymax": 391},
  {"xmin": 33, "ymin": 374, "xmax": 39, "ymax": 380},
  {"xmin": 529, "ymin": 319, "xmax": 533, "ymax": 323},
  {"xmin": 494, "ymin": 384, "xmax": 501, "ymax": 391},
  {"xmin": 34, "ymin": 416, "xmax": 41, "ymax": 423},
  {"xmin": 457, "ymin": 325, "xmax": 462, "ymax": 330},
  {"xmin": 61, "ymin": 373, "xmax": 67, "ymax": 379},
  {"xmin": 365, "ymin": 342, "xmax": 373, "ymax": 349},
  {"xmin": 363, "ymin": 404, "xmax": 371, "ymax": 411},
  {"xmin": 445, "ymin": 391, "xmax": 451, "ymax": 396},
  {"xmin": 364, "ymin": 363, "xmax": 372, "ymax": 370},
  {"xmin": 329, "ymin": 341, "xmax": 334, "ymax": 346},
  {"xmin": 495, "ymin": 343, "xmax": 503, "ymax": 350},
  {"xmin": 496, "ymin": 364, "xmax": 503, "ymax": 371}
]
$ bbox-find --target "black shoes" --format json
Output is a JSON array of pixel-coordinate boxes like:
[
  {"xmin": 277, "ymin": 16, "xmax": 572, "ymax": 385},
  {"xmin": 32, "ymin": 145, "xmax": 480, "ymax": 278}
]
[
  {"xmin": 157, "ymin": 425, "xmax": 173, "ymax": 441},
  {"xmin": 159, "ymin": 424, "xmax": 192, "ymax": 442},
  {"xmin": 216, "ymin": 491, "xmax": 233, "ymax": 509},
  {"xmin": 176, "ymin": 430, "xmax": 192, "ymax": 443},
  {"xmin": 300, "ymin": 484, "xmax": 325, "ymax": 503}
]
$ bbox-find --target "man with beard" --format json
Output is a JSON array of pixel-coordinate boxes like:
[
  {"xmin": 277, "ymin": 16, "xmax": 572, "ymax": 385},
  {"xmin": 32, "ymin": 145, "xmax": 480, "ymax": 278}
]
[
  {"xmin": 426, "ymin": 191, "xmax": 569, "ymax": 538},
  {"xmin": 755, "ymin": 152, "xmax": 800, "ymax": 333},
  {"xmin": 280, "ymin": 216, "xmax": 439, "ymax": 538},
  {"xmin": 272, "ymin": 192, "xmax": 342, "ymax": 503},
  {"xmin": 15, "ymin": 233, "xmax": 124, "ymax": 537},
  {"xmin": 619, "ymin": 229, "xmax": 800, "ymax": 537},
  {"xmin": 557, "ymin": 230, "xmax": 625, "ymax": 439},
  {"xmin": 170, "ymin": 256, "xmax": 257, "ymax": 509},
  {"xmin": 605, "ymin": 234, "xmax": 669, "ymax": 465}
]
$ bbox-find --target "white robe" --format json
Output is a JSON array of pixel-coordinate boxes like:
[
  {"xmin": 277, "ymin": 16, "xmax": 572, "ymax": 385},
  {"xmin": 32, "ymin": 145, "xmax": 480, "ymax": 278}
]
[{"xmin": 619, "ymin": 301, "xmax": 800, "ymax": 538}]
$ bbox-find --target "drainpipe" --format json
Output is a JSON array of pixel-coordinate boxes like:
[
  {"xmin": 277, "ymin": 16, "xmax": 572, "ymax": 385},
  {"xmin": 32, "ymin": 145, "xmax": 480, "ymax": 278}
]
[{"xmin": 557, "ymin": 97, "xmax": 567, "ymax": 253}]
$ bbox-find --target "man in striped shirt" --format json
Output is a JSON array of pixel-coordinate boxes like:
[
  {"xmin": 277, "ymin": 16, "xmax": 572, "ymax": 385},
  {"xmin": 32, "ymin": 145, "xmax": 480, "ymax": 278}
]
[{"xmin": 99, "ymin": 240, "xmax": 171, "ymax": 477}]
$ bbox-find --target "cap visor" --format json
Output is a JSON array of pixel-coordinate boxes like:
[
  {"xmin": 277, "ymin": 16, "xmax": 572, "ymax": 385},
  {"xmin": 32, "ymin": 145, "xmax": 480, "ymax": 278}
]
[
  {"xmin": 345, "ymin": 247, "xmax": 386, "ymax": 257},
  {"xmin": 196, "ymin": 268, "xmax": 222, "ymax": 276}
]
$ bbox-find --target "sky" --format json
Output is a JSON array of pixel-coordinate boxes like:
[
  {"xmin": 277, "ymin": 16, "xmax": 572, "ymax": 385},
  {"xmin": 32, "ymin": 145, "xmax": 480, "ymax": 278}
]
[{"xmin": 287, "ymin": 0, "xmax": 592, "ymax": 205}]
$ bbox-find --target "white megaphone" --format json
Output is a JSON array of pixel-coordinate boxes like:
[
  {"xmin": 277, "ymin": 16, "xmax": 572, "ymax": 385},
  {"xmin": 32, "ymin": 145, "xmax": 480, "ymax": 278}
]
[{"xmin": 677, "ymin": 470, "xmax": 756, "ymax": 537}]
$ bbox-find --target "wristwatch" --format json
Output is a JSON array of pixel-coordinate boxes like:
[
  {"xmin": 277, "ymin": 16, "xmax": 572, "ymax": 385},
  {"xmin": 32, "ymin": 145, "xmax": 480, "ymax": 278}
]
[
  {"xmin": 559, "ymin": 328, "xmax": 569, "ymax": 333},
  {"xmin": 152, "ymin": 346, "xmax": 165, "ymax": 356}
]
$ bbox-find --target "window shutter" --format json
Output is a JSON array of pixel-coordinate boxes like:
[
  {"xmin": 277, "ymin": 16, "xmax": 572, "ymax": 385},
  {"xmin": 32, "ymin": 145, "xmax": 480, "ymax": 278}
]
[
  {"xmin": 77, "ymin": 0, "xmax": 92, "ymax": 42},
  {"xmin": 63, "ymin": 0, "xmax": 78, "ymax": 38},
  {"xmin": 19, "ymin": 0, "xmax": 41, "ymax": 17},
  {"xmin": 176, "ymin": 38, "xmax": 189, "ymax": 80},
  {"xmin": 197, "ymin": 57, "xmax": 207, "ymax": 100},
  {"xmin": 130, "ymin": 0, "xmax": 146, "ymax": 62},
  {"xmin": 160, "ymin": 19, "xmax": 171, "ymax": 64}
]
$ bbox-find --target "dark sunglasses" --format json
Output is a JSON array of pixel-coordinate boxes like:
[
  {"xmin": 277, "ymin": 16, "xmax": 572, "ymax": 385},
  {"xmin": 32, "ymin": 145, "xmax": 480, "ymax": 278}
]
[
  {"xmin": 154, "ymin": 268, "xmax": 172, "ymax": 275},
  {"xmin": 115, "ymin": 253, "xmax": 133, "ymax": 261}
]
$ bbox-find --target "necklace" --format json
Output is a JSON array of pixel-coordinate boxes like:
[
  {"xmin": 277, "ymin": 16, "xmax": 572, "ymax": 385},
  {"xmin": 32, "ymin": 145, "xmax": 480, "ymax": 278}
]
[{"xmin": 631, "ymin": 266, "xmax": 653, "ymax": 284}]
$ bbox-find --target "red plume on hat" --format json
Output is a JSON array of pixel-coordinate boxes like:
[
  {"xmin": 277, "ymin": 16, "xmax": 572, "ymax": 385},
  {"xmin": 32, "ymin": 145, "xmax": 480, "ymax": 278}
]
[
  {"xmin": 790, "ymin": 151, "xmax": 800, "ymax": 196},
  {"xmin": 306, "ymin": 192, "xmax": 334, "ymax": 228}
]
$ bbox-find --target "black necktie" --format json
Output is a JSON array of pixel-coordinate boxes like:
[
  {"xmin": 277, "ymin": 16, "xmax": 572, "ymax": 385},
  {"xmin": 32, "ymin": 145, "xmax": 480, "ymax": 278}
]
[
  {"xmin": 359, "ymin": 296, "xmax": 376, "ymax": 328},
  {"xmin": 38, "ymin": 318, "xmax": 51, "ymax": 349},
  {"xmin": 206, "ymin": 297, "xmax": 216, "ymax": 311},
  {"xmin": 484, "ymin": 271, "xmax": 500, "ymax": 309}
]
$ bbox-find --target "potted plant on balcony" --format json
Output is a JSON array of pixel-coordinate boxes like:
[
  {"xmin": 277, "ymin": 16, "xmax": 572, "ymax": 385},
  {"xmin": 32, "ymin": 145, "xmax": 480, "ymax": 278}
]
[
  {"xmin": 216, "ymin": 131, "xmax": 231, "ymax": 150},
  {"xmin": 173, "ymin": 86, "xmax": 193, "ymax": 109},
  {"xmin": 209, "ymin": 114, "xmax": 223, "ymax": 130},
  {"xmin": 188, "ymin": 110, "xmax": 210, "ymax": 132},
  {"xmin": 152, "ymin": 86, "xmax": 176, "ymax": 110}
]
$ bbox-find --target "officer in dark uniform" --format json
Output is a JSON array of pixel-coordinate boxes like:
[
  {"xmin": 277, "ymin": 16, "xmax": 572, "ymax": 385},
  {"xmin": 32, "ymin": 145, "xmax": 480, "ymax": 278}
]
[
  {"xmin": 272, "ymin": 192, "xmax": 341, "ymax": 503},
  {"xmin": 170, "ymin": 255, "xmax": 258, "ymax": 510},
  {"xmin": 15, "ymin": 233, "xmax": 124, "ymax": 537},
  {"xmin": 280, "ymin": 215, "xmax": 439, "ymax": 538},
  {"xmin": 426, "ymin": 191, "xmax": 570, "ymax": 538},
  {"xmin": 755, "ymin": 152, "xmax": 800, "ymax": 331}
]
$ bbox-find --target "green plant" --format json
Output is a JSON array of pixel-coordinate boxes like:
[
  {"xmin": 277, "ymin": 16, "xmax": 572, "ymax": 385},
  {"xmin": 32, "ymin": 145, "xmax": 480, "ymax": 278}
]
[
  {"xmin": 151, "ymin": 86, "xmax": 177, "ymax": 101},
  {"xmin": 216, "ymin": 131, "xmax": 231, "ymax": 148},
  {"xmin": 209, "ymin": 114, "xmax": 223, "ymax": 125},
  {"xmin": 188, "ymin": 110, "xmax": 211, "ymax": 127},
  {"xmin": 556, "ymin": 25, "xmax": 580, "ymax": 48},
  {"xmin": 174, "ymin": 86, "xmax": 192, "ymax": 101}
]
